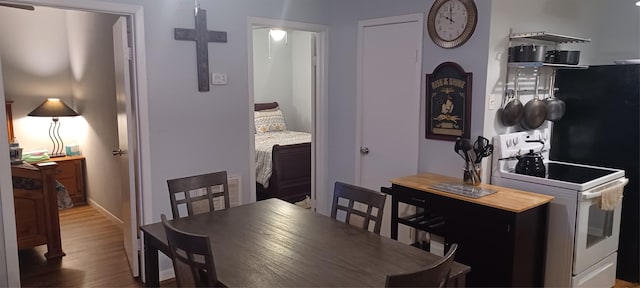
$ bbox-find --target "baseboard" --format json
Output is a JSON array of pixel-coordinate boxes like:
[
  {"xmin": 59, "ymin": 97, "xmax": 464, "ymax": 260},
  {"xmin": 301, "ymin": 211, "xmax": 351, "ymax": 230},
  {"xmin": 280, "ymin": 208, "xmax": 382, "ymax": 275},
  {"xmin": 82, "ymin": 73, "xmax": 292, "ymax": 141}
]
[{"xmin": 87, "ymin": 198, "xmax": 123, "ymax": 226}]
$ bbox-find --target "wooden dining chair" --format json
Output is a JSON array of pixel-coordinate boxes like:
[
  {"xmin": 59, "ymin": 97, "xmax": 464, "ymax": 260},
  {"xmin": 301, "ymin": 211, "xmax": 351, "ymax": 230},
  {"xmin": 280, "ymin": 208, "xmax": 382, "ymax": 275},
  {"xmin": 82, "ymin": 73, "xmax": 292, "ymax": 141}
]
[
  {"xmin": 167, "ymin": 171, "xmax": 230, "ymax": 219},
  {"xmin": 385, "ymin": 243, "xmax": 459, "ymax": 288},
  {"xmin": 330, "ymin": 181, "xmax": 387, "ymax": 234},
  {"xmin": 161, "ymin": 214, "xmax": 222, "ymax": 287}
]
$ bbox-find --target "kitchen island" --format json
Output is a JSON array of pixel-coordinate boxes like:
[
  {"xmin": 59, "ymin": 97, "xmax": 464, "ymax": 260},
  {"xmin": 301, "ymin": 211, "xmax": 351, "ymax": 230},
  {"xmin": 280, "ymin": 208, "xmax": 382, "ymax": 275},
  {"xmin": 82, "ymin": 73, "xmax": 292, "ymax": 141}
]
[{"xmin": 383, "ymin": 173, "xmax": 553, "ymax": 287}]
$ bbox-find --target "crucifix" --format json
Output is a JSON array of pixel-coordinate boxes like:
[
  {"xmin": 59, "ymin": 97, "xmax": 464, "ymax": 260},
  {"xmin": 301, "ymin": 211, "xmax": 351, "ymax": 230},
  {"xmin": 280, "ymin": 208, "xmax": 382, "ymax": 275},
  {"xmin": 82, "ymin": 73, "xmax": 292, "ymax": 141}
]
[{"xmin": 174, "ymin": 2, "xmax": 227, "ymax": 92}]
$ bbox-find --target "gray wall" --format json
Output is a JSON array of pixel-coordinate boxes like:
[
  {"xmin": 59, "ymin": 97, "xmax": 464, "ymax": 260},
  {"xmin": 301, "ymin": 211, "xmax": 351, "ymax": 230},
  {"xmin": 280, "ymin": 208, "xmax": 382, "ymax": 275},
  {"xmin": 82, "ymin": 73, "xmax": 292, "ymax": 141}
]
[{"xmin": 1, "ymin": 0, "xmax": 638, "ymax": 280}]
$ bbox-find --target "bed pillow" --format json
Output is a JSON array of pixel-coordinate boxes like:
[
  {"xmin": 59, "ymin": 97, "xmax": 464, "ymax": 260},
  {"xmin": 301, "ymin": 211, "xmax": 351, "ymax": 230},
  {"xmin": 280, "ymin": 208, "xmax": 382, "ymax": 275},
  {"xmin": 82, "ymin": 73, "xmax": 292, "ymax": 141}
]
[{"xmin": 255, "ymin": 109, "xmax": 287, "ymax": 133}]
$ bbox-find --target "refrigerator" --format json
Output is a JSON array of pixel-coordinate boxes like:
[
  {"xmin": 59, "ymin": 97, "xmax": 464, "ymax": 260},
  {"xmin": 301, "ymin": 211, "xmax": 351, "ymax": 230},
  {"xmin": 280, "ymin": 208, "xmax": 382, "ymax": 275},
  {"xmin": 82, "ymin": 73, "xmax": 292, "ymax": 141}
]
[{"xmin": 551, "ymin": 64, "xmax": 640, "ymax": 283}]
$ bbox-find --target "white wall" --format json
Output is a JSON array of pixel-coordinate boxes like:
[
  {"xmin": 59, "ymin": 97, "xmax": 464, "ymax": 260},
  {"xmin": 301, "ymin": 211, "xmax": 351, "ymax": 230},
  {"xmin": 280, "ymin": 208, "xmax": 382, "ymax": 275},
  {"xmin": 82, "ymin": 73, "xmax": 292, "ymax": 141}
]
[
  {"xmin": 252, "ymin": 28, "xmax": 312, "ymax": 133},
  {"xmin": 0, "ymin": 7, "xmax": 76, "ymax": 150},
  {"xmin": 65, "ymin": 10, "xmax": 122, "ymax": 218},
  {"xmin": 290, "ymin": 30, "xmax": 313, "ymax": 133},
  {"xmin": 483, "ymin": 0, "xmax": 640, "ymax": 157}
]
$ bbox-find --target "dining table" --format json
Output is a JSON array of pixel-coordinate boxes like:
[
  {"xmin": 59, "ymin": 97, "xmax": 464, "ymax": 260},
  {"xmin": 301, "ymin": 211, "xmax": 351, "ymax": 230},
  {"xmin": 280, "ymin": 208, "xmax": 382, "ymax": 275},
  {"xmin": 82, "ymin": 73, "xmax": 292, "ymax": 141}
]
[{"xmin": 140, "ymin": 198, "xmax": 471, "ymax": 287}]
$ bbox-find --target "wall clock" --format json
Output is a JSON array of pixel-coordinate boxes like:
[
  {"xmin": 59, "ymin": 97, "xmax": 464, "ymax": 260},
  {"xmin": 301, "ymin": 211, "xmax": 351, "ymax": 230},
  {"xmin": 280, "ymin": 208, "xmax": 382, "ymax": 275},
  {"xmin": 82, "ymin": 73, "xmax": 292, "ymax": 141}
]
[{"xmin": 427, "ymin": 0, "xmax": 478, "ymax": 49}]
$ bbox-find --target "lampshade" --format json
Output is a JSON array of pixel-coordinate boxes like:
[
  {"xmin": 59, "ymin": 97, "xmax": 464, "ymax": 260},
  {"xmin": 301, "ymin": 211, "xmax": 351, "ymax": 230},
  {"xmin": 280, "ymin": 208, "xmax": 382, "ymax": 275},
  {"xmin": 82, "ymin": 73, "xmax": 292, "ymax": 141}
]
[{"xmin": 28, "ymin": 98, "xmax": 79, "ymax": 117}]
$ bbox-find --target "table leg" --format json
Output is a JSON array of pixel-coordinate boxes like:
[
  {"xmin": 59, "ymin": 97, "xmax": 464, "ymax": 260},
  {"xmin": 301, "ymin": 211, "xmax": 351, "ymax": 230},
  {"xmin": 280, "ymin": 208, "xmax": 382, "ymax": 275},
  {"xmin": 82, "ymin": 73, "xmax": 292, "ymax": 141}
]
[
  {"xmin": 144, "ymin": 235, "xmax": 160, "ymax": 287},
  {"xmin": 391, "ymin": 195, "xmax": 399, "ymax": 240}
]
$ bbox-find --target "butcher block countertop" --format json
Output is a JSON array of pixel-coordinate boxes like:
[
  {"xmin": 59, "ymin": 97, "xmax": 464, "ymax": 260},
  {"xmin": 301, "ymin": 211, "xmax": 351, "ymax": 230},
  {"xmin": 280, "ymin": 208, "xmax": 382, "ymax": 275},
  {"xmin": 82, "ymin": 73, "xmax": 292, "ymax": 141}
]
[{"xmin": 390, "ymin": 173, "xmax": 554, "ymax": 213}]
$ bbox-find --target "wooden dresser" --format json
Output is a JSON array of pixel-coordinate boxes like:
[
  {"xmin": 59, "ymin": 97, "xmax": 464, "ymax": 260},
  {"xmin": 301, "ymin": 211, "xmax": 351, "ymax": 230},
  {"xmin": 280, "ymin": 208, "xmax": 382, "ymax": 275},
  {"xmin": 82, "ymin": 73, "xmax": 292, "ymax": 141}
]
[{"xmin": 51, "ymin": 156, "xmax": 86, "ymax": 205}]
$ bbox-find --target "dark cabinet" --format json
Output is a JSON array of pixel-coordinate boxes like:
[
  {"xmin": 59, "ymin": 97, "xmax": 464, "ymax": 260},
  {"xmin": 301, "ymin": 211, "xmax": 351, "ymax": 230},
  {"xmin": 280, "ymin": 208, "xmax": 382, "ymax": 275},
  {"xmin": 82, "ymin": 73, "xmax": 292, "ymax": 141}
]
[{"xmin": 385, "ymin": 174, "xmax": 551, "ymax": 287}]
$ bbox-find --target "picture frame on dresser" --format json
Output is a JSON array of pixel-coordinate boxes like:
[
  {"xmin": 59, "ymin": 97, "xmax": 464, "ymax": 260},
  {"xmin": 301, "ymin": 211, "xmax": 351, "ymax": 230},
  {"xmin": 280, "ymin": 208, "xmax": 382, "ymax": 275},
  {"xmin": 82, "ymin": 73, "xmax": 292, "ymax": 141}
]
[{"xmin": 425, "ymin": 62, "xmax": 472, "ymax": 141}]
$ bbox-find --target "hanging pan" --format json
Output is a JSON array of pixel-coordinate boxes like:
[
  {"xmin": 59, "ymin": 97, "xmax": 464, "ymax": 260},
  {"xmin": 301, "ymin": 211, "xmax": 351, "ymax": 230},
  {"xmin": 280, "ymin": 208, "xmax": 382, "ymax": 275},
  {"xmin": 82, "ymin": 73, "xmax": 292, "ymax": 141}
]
[
  {"xmin": 545, "ymin": 71, "xmax": 566, "ymax": 121},
  {"xmin": 501, "ymin": 74, "xmax": 524, "ymax": 126},
  {"xmin": 521, "ymin": 73, "xmax": 547, "ymax": 129}
]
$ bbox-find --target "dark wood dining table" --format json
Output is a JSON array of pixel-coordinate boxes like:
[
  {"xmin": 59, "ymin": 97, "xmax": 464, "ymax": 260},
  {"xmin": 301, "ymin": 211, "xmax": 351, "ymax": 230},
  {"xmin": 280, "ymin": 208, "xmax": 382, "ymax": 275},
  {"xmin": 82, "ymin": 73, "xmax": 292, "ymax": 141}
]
[{"xmin": 140, "ymin": 198, "xmax": 471, "ymax": 287}]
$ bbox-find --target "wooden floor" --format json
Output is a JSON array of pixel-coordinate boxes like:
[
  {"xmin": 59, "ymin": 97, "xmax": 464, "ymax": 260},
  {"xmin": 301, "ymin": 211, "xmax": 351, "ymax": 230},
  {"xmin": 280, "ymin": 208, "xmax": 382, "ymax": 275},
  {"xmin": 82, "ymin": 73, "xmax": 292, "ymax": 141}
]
[{"xmin": 16, "ymin": 205, "xmax": 639, "ymax": 287}]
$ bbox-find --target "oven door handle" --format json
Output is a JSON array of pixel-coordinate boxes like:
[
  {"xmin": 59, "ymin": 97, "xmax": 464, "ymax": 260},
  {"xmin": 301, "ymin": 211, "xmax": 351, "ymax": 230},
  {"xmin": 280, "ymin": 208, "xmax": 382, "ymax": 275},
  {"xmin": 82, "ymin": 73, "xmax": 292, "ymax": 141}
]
[{"xmin": 581, "ymin": 178, "xmax": 629, "ymax": 200}]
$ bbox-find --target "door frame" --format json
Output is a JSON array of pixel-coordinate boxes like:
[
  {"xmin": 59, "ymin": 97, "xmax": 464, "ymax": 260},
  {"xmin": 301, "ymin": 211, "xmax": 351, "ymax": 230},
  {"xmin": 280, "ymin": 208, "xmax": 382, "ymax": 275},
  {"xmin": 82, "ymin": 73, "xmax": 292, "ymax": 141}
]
[
  {"xmin": 0, "ymin": 0, "xmax": 151, "ymax": 286},
  {"xmin": 354, "ymin": 13, "xmax": 424, "ymax": 184},
  {"xmin": 246, "ymin": 17, "xmax": 329, "ymax": 215}
]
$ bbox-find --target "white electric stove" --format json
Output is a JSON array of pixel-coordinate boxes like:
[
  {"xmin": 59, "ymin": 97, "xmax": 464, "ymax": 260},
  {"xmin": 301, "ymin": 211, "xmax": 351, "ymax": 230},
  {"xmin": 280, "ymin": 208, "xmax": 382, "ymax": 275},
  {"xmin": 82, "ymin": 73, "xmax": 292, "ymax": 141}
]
[{"xmin": 491, "ymin": 128, "xmax": 628, "ymax": 288}]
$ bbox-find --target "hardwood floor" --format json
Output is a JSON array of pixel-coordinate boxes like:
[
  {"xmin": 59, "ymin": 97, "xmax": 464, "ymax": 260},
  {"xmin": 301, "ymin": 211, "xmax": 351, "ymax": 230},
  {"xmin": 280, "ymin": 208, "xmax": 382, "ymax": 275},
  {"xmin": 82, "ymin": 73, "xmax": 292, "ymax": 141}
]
[
  {"xmin": 19, "ymin": 205, "xmax": 143, "ymax": 287},
  {"xmin": 15, "ymin": 205, "xmax": 639, "ymax": 287}
]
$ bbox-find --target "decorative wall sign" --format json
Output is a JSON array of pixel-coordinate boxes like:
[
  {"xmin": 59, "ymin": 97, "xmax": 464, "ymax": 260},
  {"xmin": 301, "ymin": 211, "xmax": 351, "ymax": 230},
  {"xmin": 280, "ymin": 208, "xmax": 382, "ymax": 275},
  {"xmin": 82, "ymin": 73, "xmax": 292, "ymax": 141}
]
[
  {"xmin": 174, "ymin": 8, "xmax": 227, "ymax": 92},
  {"xmin": 425, "ymin": 62, "xmax": 472, "ymax": 141}
]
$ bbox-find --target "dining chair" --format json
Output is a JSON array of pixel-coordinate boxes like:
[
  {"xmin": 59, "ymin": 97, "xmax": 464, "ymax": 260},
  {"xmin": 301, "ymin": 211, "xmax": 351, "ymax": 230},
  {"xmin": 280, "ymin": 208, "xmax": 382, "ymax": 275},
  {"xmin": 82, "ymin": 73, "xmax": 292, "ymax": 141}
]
[
  {"xmin": 161, "ymin": 214, "xmax": 222, "ymax": 287},
  {"xmin": 330, "ymin": 181, "xmax": 387, "ymax": 234},
  {"xmin": 167, "ymin": 170, "xmax": 230, "ymax": 219},
  {"xmin": 385, "ymin": 243, "xmax": 459, "ymax": 288}
]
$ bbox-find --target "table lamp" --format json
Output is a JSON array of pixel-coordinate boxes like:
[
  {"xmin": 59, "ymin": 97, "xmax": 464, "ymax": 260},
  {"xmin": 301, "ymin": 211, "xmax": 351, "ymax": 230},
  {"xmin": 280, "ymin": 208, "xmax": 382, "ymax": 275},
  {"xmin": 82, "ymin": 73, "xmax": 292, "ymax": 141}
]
[{"xmin": 28, "ymin": 98, "xmax": 79, "ymax": 158}]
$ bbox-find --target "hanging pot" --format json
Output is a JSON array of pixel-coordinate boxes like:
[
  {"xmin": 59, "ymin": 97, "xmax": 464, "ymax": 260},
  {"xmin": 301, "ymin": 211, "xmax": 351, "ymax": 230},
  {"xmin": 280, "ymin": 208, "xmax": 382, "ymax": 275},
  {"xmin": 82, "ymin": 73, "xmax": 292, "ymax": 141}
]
[
  {"xmin": 509, "ymin": 44, "xmax": 547, "ymax": 62},
  {"xmin": 521, "ymin": 73, "xmax": 547, "ymax": 129},
  {"xmin": 545, "ymin": 71, "xmax": 566, "ymax": 121}
]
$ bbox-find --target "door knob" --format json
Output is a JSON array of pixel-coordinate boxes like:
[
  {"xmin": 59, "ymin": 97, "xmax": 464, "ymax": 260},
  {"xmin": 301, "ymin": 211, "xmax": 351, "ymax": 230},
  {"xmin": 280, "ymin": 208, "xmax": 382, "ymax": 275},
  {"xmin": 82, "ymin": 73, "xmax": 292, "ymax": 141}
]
[
  {"xmin": 112, "ymin": 149, "xmax": 124, "ymax": 156},
  {"xmin": 360, "ymin": 147, "xmax": 370, "ymax": 154}
]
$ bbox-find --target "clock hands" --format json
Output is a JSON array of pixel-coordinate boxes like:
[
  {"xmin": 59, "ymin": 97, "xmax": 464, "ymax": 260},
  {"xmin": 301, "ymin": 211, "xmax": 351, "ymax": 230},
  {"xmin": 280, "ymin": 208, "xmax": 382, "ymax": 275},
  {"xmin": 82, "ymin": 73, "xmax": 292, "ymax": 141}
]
[{"xmin": 449, "ymin": 4, "xmax": 453, "ymax": 24}]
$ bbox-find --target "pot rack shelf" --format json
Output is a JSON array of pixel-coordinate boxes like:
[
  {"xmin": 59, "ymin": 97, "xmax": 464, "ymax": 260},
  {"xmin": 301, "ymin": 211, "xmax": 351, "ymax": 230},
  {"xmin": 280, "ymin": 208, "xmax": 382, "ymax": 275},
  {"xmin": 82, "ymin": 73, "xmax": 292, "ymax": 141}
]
[
  {"xmin": 507, "ymin": 62, "xmax": 588, "ymax": 69},
  {"xmin": 509, "ymin": 31, "xmax": 591, "ymax": 44},
  {"xmin": 507, "ymin": 30, "xmax": 591, "ymax": 70}
]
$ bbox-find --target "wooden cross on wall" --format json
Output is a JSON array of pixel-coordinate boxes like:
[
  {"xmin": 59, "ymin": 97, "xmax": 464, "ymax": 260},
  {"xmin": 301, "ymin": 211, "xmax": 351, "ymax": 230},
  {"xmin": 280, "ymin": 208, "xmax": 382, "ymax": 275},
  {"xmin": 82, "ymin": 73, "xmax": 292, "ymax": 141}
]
[{"xmin": 174, "ymin": 9, "xmax": 227, "ymax": 92}]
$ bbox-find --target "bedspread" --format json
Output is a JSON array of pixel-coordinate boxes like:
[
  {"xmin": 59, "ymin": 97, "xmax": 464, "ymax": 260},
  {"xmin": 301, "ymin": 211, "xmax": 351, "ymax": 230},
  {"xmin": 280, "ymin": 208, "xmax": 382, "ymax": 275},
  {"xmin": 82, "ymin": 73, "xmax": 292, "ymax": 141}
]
[{"xmin": 255, "ymin": 131, "xmax": 311, "ymax": 187}]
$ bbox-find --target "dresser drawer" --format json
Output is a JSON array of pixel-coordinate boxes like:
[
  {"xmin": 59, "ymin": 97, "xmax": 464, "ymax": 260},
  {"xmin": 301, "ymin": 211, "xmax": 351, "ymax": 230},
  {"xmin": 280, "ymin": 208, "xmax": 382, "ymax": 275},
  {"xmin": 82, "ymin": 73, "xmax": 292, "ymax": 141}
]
[{"xmin": 51, "ymin": 156, "xmax": 86, "ymax": 205}]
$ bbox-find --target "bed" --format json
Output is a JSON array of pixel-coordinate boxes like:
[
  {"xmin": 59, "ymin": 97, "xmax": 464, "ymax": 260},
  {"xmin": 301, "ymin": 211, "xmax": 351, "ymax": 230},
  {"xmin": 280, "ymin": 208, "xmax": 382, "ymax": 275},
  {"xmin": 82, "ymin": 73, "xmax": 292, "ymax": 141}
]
[
  {"xmin": 11, "ymin": 162, "xmax": 65, "ymax": 259},
  {"xmin": 254, "ymin": 102, "xmax": 311, "ymax": 203}
]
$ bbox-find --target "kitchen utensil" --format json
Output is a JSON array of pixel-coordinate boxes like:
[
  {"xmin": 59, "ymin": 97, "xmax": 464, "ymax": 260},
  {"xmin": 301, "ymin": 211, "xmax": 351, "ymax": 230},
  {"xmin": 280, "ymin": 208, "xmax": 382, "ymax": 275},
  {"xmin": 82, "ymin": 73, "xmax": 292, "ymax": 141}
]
[
  {"xmin": 502, "ymin": 74, "xmax": 524, "ymax": 126},
  {"xmin": 454, "ymin": 138, "xmax": 467, "ymax": 161},
  {"xmin": 475, "ymin": 144, "xmax": 493, "ymax": 164},
  {"xmin": 515, "ymin": 149, "xmax": 546, "ymax": 177},
  {"xmin": 473, "ymin": 136, "xmax": 493, "ymax": 163},
  {"xmin": 509, "ymin": 44, "xmax": 546, "ymax": 62},
  {"xmin": 545, "ymin": 50, "xmax": 580, "ymax": 65},
  {"xmin": 545, "ymin": 71, "xmax": 566, "ymax": 121},
  {"xmin": 522, "ymin": 73, "xmax": 547, "ymax": 129},
  {"xmin": 460, "ymin": 138, "xmax": 475, "ymax": 163}
]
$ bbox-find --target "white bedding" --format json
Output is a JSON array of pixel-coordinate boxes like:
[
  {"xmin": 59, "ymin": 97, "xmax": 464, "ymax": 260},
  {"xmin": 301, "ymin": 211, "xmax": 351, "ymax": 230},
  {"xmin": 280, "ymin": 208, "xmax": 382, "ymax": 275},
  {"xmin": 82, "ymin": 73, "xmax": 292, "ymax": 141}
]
[{"xmin": 255, "ymin": 130, "xmax": 311, "ymax": 187}]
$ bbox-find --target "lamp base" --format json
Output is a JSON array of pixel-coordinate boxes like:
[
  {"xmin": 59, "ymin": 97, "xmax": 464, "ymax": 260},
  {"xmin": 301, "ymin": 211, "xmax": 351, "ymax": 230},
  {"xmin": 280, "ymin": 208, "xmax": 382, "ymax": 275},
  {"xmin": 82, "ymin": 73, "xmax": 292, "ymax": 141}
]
[{"xmin": 50, "ymin": 153, "xmax": 66, "ymax": 158}]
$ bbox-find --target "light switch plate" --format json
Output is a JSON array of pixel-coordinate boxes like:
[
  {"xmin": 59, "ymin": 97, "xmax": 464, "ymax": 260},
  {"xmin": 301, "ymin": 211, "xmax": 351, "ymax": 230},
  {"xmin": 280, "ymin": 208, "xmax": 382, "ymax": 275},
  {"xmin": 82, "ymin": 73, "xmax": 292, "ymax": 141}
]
[{"xmin": 212, "ymin": 73, "xmax": 227, "ymax": 85}]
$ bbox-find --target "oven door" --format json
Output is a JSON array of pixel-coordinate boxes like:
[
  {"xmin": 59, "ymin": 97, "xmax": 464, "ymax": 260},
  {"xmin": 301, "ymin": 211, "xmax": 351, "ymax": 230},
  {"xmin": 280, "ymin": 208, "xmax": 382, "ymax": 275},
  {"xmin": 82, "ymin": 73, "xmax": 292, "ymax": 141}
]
[{"xmin": 573, "ymin": 178, "xmax": 627, "ymax": 275}]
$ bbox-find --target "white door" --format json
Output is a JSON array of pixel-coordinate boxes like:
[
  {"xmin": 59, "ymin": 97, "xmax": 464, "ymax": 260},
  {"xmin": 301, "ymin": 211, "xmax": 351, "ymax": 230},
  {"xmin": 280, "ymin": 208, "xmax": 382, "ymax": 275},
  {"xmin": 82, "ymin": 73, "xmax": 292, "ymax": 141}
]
[
  {"xmin": 113, "ymin": 16, "xmax": 139, "ymax": 277},
  {"xmin": 357, "ymin": 14, "xmax": 423, "ymax": 241}
]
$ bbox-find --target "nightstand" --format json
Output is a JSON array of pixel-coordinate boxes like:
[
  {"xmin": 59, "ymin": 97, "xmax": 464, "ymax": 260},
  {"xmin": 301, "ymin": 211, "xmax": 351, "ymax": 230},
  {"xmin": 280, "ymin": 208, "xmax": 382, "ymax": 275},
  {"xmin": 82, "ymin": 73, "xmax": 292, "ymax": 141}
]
[{"xmin": 51, "ymin": 156, "xmax": 86, "ymax": 205}]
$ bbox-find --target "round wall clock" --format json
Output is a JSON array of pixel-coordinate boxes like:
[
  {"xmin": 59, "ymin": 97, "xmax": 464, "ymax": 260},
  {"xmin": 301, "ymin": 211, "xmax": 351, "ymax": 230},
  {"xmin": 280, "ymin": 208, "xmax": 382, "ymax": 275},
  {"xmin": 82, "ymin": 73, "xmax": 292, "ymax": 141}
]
[{"xmin": 427, "ymin": 0, "xmax": 478, "ymax": 49}]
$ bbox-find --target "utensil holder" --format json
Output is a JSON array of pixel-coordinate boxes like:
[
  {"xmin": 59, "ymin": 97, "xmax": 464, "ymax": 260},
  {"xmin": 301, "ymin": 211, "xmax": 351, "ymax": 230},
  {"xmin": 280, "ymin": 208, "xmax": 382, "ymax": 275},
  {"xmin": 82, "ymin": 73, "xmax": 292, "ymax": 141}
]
[{"xmin": 463, "ymin": 163, "xmax": 482, "ymax": 186}]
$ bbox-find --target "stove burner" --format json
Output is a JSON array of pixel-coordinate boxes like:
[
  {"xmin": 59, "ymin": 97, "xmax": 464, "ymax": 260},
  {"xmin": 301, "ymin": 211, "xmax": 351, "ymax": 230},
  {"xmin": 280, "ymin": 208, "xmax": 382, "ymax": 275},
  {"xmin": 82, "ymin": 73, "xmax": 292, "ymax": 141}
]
[{"xmin": 545, "ymin": 162, "xmax": 617, "ymax": 184}]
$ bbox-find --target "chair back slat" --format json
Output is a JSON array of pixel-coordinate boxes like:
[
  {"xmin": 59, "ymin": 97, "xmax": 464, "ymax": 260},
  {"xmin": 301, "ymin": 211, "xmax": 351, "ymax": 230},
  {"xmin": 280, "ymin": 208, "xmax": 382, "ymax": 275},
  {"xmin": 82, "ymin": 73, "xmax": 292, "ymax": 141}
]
[
  {"xmin": 161, "ymin": 214, "xmax": 220, "ymax": 287},
  {"xmin": 385, "ymin": 243, "xmax": 459, "ymax": 288},
  {"xmin": 168, "ymin": 171, "xmax": 230, "ymax": 219},
  {"xmin": 330, "ymin": 181, "xmax": 387, "ymax": 234}
]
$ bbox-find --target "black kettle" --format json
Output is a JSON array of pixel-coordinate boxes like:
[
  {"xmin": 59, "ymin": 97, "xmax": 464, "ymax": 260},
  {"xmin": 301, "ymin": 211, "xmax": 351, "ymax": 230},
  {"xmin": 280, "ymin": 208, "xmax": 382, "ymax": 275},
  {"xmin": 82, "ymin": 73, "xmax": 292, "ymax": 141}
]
[{"xmin": 515, "ymin": 149, "xmax": 546, "ymax": 178}]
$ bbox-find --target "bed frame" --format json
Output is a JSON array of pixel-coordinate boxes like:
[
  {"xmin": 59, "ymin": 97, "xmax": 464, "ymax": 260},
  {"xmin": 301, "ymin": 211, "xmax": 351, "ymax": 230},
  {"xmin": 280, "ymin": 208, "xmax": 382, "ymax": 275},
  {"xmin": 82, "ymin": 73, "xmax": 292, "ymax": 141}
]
[
  {"xmin": 11, "ymin": 162, "xmax": 65, "ymax": 259},
  {"xmin": 255, "ymin": 102, "xmax": 311, "ymax": 203}
]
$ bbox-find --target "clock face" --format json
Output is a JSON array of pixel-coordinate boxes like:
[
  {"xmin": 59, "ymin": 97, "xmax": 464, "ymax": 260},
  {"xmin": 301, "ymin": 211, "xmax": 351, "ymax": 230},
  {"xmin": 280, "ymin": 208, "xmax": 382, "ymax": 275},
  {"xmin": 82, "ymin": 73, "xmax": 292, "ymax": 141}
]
[
  {"xmin": 427, "ymin": 0, "xmax": 478, "ymax": 49},
  {"xmin": 435, "ymin": 0, "xmax": 468, "ymax": 41}
]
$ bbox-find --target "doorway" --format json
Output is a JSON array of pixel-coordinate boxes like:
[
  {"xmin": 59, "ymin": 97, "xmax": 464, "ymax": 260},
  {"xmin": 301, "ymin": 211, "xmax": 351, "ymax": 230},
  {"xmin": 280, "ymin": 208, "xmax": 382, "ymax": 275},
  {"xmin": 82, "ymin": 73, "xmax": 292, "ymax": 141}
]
[
  {"xmin": 0, "ymin": 1, "xmax": 149, "ymax": 286},
  {"xmin": 247, "ymin": 17, "xmax": 329, "ymax": 214}
]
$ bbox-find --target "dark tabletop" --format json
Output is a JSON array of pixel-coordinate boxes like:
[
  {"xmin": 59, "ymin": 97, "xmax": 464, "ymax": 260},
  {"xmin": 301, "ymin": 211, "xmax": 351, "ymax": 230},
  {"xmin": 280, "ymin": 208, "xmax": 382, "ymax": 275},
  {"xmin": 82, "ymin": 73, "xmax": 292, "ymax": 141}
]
[{"xmin": 141, "ymin": 198, "xmax": 470, "ymax": 287}]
